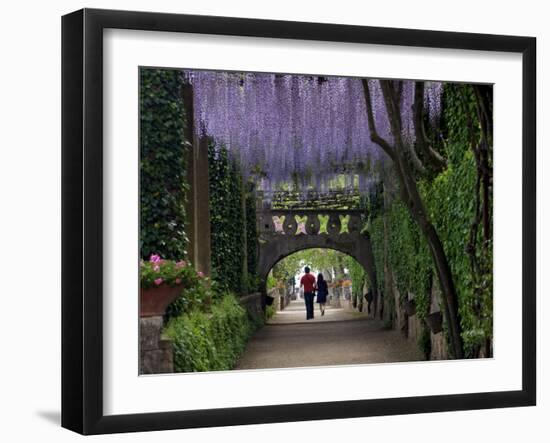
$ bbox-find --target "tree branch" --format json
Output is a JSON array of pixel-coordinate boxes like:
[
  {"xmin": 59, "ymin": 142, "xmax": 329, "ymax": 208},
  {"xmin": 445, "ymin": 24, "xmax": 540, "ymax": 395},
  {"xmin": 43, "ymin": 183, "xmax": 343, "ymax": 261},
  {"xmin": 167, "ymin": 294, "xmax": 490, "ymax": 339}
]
[
  {"xmin": 380, "ymin": 81, "xmax": 427, "ymax": 176},
  {"xmin": 413, "ymin": 82, "xmax": 447, "ymax": 172},
  {"xmin": 361, "ymin": 79, "xmax": 397, "ymax": 162}
]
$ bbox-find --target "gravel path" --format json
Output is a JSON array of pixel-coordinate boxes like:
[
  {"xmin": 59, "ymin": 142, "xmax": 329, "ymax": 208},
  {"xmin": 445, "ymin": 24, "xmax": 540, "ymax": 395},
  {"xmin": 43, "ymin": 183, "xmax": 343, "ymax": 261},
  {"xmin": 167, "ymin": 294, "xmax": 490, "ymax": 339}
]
[{"xmin": 235, "ymin": 300, "xmax": 424, "ymax": 370}]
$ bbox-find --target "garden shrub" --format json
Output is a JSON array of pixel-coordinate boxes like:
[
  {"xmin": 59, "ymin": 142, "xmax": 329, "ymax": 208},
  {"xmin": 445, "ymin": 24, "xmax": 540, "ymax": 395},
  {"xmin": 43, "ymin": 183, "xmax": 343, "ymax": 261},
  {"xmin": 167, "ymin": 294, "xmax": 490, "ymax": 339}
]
[
  {"xmin": 265, "ymin": 304, "xmax": 276, "ymax": 320},
  {"xmin": 164, "ymin": 293, "xmax": 257, "ymax": 372},
  {"xmin": 163, "ymin": 274, "xmax": 215, "ymax": 322}
]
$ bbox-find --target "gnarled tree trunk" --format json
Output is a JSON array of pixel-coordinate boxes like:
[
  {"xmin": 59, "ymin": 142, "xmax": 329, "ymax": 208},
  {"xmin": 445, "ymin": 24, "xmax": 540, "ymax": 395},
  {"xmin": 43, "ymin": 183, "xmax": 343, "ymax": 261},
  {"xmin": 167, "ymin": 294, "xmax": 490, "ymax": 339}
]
[{"xmin": 362, "ymin": 79, "xmax": 464, "ymax": 359}]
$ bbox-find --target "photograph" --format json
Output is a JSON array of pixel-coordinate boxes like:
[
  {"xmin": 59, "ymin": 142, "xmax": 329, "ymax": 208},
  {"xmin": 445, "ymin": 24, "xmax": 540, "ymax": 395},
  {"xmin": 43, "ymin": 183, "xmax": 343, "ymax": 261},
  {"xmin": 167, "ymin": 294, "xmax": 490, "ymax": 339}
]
[
  {"xmin": 138, "ymin": 68, "xmax": 494, "ymax": 374},
  {"xmin": 0, "ymin": 0, "xmax": 545, "ymax": 439}
]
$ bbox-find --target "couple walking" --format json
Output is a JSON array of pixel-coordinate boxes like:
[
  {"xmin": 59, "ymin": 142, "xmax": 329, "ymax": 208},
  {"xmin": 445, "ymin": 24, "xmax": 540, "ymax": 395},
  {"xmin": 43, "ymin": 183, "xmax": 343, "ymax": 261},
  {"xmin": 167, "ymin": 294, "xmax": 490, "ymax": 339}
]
[{"xmin": 299, "ymin": 266, "xmax": 328, "ymax": 320}]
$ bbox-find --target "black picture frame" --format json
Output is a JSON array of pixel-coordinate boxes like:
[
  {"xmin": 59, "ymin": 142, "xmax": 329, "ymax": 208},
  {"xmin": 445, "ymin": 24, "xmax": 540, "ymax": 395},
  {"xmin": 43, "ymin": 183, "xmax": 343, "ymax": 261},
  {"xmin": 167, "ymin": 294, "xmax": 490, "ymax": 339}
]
[{"xmin": 61, "ymin": 8, "xmax": 536, "ymax": 435}]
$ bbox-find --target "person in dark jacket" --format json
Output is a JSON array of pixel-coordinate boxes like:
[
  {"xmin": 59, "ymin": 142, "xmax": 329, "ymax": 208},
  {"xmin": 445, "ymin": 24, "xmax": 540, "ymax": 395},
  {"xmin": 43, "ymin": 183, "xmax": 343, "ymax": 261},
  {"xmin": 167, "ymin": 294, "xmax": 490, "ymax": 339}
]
[{"xmin": 315, "ymin": 273, "xmax": 329, "ymax": 316}]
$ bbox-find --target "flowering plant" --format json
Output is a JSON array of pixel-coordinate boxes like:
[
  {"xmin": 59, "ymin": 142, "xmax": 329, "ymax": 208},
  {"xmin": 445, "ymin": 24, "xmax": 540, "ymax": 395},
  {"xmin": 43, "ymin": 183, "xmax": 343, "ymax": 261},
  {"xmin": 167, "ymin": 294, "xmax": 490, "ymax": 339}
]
[{"xmin": 140, "ymin": 254, "xmax": 203, "ymax": 289}]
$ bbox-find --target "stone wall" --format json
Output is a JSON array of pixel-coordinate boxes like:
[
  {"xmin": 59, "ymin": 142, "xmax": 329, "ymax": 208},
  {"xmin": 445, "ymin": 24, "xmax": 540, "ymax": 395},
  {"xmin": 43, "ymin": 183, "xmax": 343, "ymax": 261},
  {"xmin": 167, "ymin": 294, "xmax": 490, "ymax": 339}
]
[
  {"xmin": 239, "ymin": 292, "xmax": 264, "ymax": 323},
  {"xmin": 267, "ymin": 287, "xmax": 292, "ymax": 312},
  {"xmin": 407, "ymin": 297, "xmax": 424, "ymax": 346},
  {"xmin": 352, "ymin": 265, "xmax": 449, "ymax": 361},
  {"xmin": 403, "ymin": 279, "xmax": 448, "ymax": 360},
  {"xmin": 139, "ymin": 316, "xmax": 174, "ymax": 374},
  {"xmin": 429, "ymin": 283, "xmax": 448, "ymax": 360},
  {"xmin": 140, "ymin": 292, "xmax": 266, "ymax": 375}
]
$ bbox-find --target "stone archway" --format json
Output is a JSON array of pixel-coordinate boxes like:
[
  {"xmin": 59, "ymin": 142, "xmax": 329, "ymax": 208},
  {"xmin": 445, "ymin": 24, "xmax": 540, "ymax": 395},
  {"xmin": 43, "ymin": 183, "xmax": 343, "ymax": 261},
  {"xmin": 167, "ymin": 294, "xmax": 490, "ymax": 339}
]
[{"xmin": 256, "ymin": 209, "xmax": 379, "ymax": 313}]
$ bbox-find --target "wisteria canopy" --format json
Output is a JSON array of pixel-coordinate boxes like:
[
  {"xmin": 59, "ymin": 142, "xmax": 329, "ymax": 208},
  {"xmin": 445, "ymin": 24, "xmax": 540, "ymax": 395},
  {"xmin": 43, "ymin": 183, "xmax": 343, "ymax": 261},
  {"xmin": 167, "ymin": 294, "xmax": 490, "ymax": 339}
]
[{"xmin": 184, "ymin": 70, "xmax": 442, "ymax": 193}]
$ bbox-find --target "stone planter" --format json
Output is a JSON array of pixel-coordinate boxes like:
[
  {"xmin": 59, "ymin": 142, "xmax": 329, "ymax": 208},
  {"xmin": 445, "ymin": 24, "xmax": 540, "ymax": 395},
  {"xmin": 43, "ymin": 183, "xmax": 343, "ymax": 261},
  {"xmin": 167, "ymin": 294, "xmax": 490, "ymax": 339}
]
[
  {"xmin": 140, "ymin": 284, "xmax": 184, "ymax": 317},
  {"xmin": 404, "ymin": 298, "xmax": 416, "ymax": 316},
  {"xmin": 426, "ymin": 311, "xmax": 443, "ymax": 334}
]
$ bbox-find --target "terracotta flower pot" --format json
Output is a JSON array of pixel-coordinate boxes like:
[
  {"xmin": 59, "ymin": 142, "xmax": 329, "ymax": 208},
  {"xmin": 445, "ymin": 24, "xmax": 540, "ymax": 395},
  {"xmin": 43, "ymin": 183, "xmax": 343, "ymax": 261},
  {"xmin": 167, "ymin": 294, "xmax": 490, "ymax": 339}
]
[
  {"xmin": 425, "ymin": 311, "xmax": 443, "ymax": 334},
  {"xmin": 404, "ymin": 299, "xmax": 416, "ymax": 316},
  {"xmin": 140, "ymin": 284, "xmax": 184, "ymax": 317}
]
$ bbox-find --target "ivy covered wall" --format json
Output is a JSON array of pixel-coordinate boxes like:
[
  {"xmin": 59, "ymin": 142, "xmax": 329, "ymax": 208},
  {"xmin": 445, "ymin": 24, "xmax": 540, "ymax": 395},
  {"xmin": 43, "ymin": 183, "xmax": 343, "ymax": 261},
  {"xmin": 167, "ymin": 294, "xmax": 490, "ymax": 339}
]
[
  {"xmin": 208, "ymin": 144, "xmax": 258, "ymax": 294},
  {"xmin": 367, "ymin": 84, "xmax": 493, "ymax": 358},
  {"xmin": 139, "ymin": 68, "xmax": 189, "ymax": 260},
  {"xmin": 245, "ymin": 183, "xmax": 259, "ymax": 290}
]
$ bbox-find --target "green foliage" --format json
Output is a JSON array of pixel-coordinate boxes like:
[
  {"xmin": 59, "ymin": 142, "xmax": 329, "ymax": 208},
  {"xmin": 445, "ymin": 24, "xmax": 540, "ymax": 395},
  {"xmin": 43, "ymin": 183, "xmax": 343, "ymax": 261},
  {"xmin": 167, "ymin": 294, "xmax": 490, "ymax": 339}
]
[
  {"xmin": 164, "ymin": 293, "xmax": 257, "ymax": 372},
  {"xmin": 245, "ymin": 184, "xmax": 260, "ymax": 291},
  {"xmin": 164, "ymin": 275, "xmax": 218, "ymax": 322},
  {"xmin": 266, "ymin": 272, "xmax": 277, "ymax": 290},
  {"xmin": 273, "ymin": 248, "xmax": 354, "ymax": 282},
  {"xmin": 265, "ymin": 304, "xmax": 276, "ymax": 320},
  {"xmin": 140, "ymin": 68, "xmax": 189, "ymax": 260},
  {"xmin": 208, "ymin": 144, "xmax": 246, "ymax": 294},
  {"xmin": 385, "ymin": 200, "xmax": 432, "ymax": 318},
  {"xmin": 369, "ymin": 216, "xmax": 385, "ymax": 294},
  {"xmin": 346, "ymin": 256, "xmax": 367, "ymax": 300},
  {"xmin": 429, "ymin": 84, "xmax": 493, "ymax": 357},
  {"xmin": 140, "ymin": 255, "xmax": 199, "ymax": 289},
  {"xmin": 367, "ymin": 84, "xmax": 493, "ymax": 357}
]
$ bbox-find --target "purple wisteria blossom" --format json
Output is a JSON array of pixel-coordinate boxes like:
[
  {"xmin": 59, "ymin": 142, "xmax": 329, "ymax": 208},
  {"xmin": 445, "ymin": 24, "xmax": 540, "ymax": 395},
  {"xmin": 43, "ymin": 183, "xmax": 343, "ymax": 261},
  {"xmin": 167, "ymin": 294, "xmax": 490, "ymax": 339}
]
[{"xmin": 184, "ymin": 70, "xmax": 443, "ymax": 191}]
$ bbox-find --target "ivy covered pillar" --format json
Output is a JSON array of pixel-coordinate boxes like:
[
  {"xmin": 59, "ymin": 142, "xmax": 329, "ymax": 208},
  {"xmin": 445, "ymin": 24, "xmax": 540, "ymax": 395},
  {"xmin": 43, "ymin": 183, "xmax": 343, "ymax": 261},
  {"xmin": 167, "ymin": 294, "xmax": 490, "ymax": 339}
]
[{"xmin": 182, "ymin": 82, "xmax": 212, "ymax": 276}]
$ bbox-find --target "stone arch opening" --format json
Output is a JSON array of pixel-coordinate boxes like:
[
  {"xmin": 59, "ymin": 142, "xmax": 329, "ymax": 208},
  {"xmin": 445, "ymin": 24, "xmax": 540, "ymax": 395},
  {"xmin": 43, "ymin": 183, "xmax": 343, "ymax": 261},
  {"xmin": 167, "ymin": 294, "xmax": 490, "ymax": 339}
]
[
  {"xmin": 265, "ymin": 245, "xmax": 368, "ymax": 282},
  {"xmin": 256, "ymin": 208, "xmax": 379, "ymax": 314},
  {"xmin": 264, "ymin": 246, "xmax": 371, "ymax": 313}
]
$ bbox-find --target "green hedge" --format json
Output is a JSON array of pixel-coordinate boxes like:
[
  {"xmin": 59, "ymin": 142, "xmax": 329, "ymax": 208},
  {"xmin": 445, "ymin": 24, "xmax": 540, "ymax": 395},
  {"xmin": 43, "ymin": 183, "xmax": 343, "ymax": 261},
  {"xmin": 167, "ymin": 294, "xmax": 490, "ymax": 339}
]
[
  {"xmin": 139, "ymin": 68, "xmax": 189, "ymax": 260},
  {"xmin": 164, "ymin": 293, "xmax": 256, "ymax": 372}
]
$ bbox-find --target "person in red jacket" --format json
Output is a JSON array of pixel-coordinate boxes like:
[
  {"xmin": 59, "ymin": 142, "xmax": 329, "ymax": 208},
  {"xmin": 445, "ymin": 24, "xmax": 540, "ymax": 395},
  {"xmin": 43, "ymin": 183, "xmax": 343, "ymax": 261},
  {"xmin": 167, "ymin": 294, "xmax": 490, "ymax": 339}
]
[{"xmin": 300, "ymin": 266, "xmax": 316, "ymax": 320}]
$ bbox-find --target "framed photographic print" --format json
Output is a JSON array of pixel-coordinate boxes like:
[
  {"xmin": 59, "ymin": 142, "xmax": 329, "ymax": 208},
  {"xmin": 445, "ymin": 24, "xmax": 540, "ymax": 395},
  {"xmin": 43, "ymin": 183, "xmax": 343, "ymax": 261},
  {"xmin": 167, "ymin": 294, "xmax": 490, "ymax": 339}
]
[{"xmin": 61, "ymin": 8, "xmax": 536, "ymax": 435}]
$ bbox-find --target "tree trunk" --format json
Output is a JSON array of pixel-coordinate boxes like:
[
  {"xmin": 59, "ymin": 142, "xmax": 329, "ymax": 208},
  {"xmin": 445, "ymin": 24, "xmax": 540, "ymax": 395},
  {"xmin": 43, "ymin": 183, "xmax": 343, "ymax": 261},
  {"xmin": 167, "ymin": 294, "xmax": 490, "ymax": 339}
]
[
  {"xmin": 396, "ymin": 154, "xmax": 464, "ymax": 359},
  {"xmin": 361, "ymin": 79, "xmax": 464, "ymax": 358}
]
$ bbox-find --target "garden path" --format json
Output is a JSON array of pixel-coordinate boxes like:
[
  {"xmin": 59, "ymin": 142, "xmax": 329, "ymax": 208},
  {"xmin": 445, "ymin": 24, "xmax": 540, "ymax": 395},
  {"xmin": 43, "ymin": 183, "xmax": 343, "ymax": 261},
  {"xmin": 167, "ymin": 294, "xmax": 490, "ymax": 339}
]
[{"xmin": 235, "ymin": 300, "xmax": 423, "ymax": 370}]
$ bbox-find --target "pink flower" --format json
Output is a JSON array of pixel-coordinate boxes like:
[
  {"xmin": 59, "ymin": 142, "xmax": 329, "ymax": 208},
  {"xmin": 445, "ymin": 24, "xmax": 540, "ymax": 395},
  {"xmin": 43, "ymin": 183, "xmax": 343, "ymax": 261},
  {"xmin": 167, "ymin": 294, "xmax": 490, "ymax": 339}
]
[
  {"xmin": 175, "ymin": 278, "xmax": 182, "ymax": 284},
  {"xmin": 197, "ymin": 271, "xmax": 204, "ymax": 279},
  {"xmin": 176, "ymin": 260, "xmax": 187, "ymax": 268},
  {"xmin": 149, "ymin": 254, "xmax": 161, "ymax": 263},
  {"xmin": 153, "ymin": 265, "xmax": 160, "ymax": 272},
  {"xmin": 154, "ymin": 278, "xmax": 163, "ymax": 286}
]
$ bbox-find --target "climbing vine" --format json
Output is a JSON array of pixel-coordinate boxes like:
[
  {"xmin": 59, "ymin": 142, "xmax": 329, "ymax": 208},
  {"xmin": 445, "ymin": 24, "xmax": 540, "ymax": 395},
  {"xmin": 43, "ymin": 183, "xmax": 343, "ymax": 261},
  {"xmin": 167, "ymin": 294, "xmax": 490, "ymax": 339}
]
[
  {"xmin": 245, "ymin": 183, "xmax": 260, "ymax": 291},
  {"xmin": 208, "ymin": 143, "xmax": 246, "ymax": 294},
  {"xmin": 347, "ymin": 257, "xmax": 366, "ymax": 308},
  {"xmin": 139, "ymin": 68, "xmax": 189, "ymax": 260},
  {"xmin": 367, "ymin": 83, "xmax": 493, "ymax": 358},
  {"xmin": 429, "ymin": 84, "xmax": 493, "ymax": 357}
]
